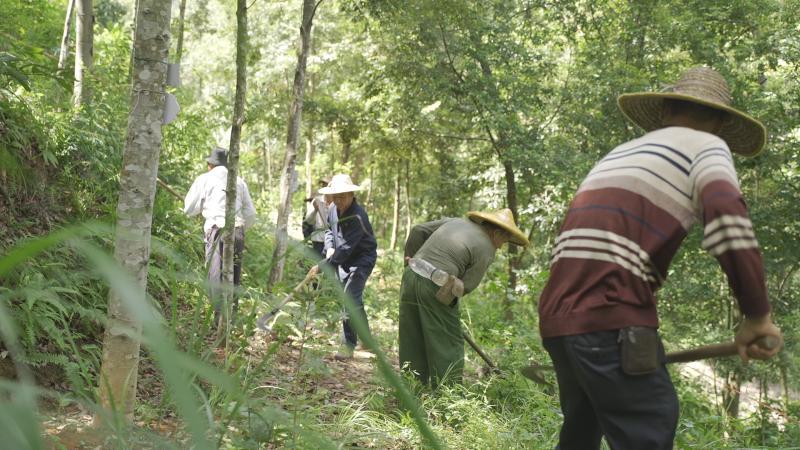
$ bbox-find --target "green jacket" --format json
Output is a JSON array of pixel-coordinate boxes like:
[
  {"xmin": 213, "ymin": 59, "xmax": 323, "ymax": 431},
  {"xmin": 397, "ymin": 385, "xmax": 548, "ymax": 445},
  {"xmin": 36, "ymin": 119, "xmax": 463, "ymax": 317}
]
[{"xmin": 404, "ymin": 218, "xmax": 496, "ymax": 295}]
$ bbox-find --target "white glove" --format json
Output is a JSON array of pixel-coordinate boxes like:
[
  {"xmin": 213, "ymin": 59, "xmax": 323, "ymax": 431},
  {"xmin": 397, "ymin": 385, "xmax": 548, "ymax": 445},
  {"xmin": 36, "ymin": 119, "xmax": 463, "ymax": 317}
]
[{"xmin": 326, "ymin": 248, "xmax": 335, "ymax": 259}]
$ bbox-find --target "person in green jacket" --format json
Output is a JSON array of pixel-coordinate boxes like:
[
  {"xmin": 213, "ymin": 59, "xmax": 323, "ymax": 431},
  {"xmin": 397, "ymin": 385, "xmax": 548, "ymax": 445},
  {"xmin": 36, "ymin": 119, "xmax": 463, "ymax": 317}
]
[{"xmin": 400, "ymin": 209, "xmax": 529, "ymax": 386}]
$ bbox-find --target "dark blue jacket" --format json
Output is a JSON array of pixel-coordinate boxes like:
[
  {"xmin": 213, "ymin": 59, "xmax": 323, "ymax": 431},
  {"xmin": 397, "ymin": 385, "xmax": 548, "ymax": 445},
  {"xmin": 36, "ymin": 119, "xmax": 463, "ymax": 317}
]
[{"xmin": 323, "ymin": 199, "xmax": 377, "ymax": 271}]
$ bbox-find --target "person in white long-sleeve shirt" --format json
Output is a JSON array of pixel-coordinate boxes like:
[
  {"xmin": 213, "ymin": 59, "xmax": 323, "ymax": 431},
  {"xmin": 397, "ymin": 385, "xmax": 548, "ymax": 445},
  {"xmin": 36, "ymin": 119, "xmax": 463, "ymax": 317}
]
[{"xmin": 184, "ymin": 147, "xmax": 256, "ymax": 324}]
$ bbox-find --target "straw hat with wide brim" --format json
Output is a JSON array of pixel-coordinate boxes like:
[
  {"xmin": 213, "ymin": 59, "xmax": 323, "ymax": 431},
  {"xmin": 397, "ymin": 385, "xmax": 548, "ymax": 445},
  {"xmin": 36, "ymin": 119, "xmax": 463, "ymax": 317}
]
[
  {"xmin": 467, "ymin": 208, "xmax": 529, "ymax": 246},
  {"xmin": 318, "ymin": 174, "xmax": 361, "ymax": 195},
  {"xmin": 617, "ymin": 66, "xmax": 766, "ymax": 157}
]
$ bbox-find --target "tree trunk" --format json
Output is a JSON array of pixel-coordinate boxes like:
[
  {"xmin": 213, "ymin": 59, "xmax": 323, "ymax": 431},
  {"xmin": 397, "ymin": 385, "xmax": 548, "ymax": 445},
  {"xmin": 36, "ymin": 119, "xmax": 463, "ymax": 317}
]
[
  {"xmin": 73, "ymin": 0, "xmax": 93, "ymax": 107},
  {"xmin": 723, "ymin": 369, "xmax": 741, "ymax": 419},
  {"xmin": 304, "ymin": 123, "xmax": 315, "ymax": 199},
  {"xmin": 404, "ymin": 160, "xmax": 412, "ymax": 242},
  {"xmin": 365, "ymin": 164, "xmax": 374, "ymax": 210},
  {"xmin": 781, "ymin": 363, "xmax": 789, "ymax": 412},
  {"xmin": 389, "ymin": 168, "xmax": 401, "ymax": 250},
  {"xmin": 503, "ymin": 160, "xmax": 518, "ymax": 320},
  {"xmin": 328, "ymin": 124, "xmax": 337, "ymax": 173},
  {"xmin": 351, "ymin": 147, "xmax": 363, "ymax": 182},
  {"xmin": 304, "ymin": 41, "xmax": 316, "ymax": 200},
  {"xmin": 342, "ymin": 138, "xmax": 351, "ymax": 164},
  {"xmin": 175, "ymin": 0, "xmax": 188, "ymax": 63},
  {"xmin": 759, "ymin": 376, "xmax": 769, "ymax": 443},
  {"xmin": 469, "ymin": 48, "xmax": 520, "ymax": 318},
  {"xmin": 220, "ymin": 0, "xmax": 248, "ymax": 332},
  {"xmin": 58, "ymin": 0, "xmax": 76, "ymax": 71},
  {"xmin": 268, "ymin": 0, "xmax": 318, "ymax": 288},
  {"xmin": 95, "ymin": 0, "xmax": 171, "ymax": 420},
  {"xmin": 264, "ymin": 141, "xmax": 272, "ymax": 194}
]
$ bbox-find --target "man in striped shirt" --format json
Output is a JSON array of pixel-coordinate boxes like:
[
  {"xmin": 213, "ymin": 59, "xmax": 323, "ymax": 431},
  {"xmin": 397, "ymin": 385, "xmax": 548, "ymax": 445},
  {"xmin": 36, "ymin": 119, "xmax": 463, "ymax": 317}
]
[{"xmin": 538, "ymin": 67, "xmax": 782, "ymax": 449}]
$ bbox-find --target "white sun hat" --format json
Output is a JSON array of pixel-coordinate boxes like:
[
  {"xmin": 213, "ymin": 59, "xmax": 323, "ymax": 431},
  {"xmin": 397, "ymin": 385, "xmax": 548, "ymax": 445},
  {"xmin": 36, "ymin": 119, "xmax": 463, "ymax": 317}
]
[{"xmin": 318, "ymin": 174, "xmax": 361, "ymax": 194}]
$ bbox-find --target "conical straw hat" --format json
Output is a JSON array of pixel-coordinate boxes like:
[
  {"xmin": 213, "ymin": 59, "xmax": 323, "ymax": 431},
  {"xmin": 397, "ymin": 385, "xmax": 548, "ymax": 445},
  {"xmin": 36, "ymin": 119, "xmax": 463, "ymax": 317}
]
[
  {"xmin": 467, "ymin": 208, "xmax": 529, "ymax": 246},
  {"xmin": 318, "ymin": 174, "xmax": 361, "ymax": 194},
  {"xmin": 617, "ymin": 66, "xmax": 766, "ymax": 157}
]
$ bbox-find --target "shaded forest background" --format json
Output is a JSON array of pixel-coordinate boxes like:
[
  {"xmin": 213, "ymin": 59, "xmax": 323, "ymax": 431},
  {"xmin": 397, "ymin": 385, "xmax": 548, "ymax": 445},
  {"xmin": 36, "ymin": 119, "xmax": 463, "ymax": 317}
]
[{"xmin": 1, "ymin": 0, "xmax": 799, "ymax": 448}]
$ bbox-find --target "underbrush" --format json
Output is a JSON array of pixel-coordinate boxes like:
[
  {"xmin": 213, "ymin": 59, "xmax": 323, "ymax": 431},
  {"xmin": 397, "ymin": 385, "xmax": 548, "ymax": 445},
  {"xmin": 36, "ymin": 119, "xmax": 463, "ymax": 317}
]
[{"xmin": 4, "ymin": 222, "xmax": 798, "ymax": 448}]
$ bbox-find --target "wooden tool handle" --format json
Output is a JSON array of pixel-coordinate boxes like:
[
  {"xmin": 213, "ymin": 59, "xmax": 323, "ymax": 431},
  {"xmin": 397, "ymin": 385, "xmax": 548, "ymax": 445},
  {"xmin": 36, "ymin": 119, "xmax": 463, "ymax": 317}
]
[
  {"xmin": 462, "ymin": 332, "xmax": 497, "ymax": 370},
  {"xmin": 157, "ymin": 177, "xmax": 183, "ymax": 200},
  {"xmin": 665, "ymin": 335, "xmax": 779, "ymax": 364},
  {"xmin": 257, "ymin": 270, "xmax": 318, "ymax": 330}
]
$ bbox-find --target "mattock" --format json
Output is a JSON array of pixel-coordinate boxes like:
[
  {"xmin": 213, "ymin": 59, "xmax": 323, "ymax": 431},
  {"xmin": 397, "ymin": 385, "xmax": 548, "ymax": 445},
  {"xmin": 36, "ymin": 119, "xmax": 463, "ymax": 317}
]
[{"xmin": 519, "ymin": 335, "xmax": 781, "ymax": 384}]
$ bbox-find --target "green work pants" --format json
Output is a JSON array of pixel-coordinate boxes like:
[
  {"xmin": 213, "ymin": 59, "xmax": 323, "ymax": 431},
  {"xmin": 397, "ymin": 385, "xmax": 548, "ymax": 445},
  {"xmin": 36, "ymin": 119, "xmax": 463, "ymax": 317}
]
[{"xmin": 398, "ymin": 266, "xmax": 464, "ymax": 386}]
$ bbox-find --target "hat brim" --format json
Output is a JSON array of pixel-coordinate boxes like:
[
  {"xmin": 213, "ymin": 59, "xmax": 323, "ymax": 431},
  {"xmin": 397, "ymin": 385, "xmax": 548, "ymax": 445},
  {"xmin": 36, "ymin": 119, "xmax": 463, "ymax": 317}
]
[
  {"xmin": 467, "ymin": 211, "xmax": 529, "ymax": 246},
  {"xmin": 205, "ymin": 156, "xmax": 226, "ymax": 166},
  {"xmin": 617, "ymin": 92, "xmax": 766, "ymax": 157},
  {"xmin": 318, "ymin": 184, "xmax": 361, "ymax": 195}
]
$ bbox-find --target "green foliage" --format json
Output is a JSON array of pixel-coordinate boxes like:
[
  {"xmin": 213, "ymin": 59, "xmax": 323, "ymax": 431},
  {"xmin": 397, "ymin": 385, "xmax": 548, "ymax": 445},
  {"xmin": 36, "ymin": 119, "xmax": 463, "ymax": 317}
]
[{"xmin": 2, "ymin": 0, "xmax": 799, "ymax": 448}]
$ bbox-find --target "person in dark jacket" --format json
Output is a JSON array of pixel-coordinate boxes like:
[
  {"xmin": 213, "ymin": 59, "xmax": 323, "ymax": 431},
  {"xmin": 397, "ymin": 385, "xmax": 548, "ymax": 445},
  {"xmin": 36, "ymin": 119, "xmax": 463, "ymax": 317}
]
[{"xmin": 308, "ymin": 174, "xmax": 377, "ymax": 360}]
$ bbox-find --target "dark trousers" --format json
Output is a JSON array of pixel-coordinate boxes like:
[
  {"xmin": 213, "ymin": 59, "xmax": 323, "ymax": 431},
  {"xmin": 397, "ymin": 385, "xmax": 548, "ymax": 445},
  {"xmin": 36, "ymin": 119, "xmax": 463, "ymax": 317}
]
[
  {"xmin": 338, "ymin": 265, "xmax": 372, "ymax": 348},
  {"xmin": 543, "ymin": 330, "xmax": 679, "ymax": 450},
  {"xmin": 205, "ymin": 226, "xmax": 245, "ymax": 324},
  {"xmin": 398, "ymin": 268, "xmax": 463, "ymax": 386}
]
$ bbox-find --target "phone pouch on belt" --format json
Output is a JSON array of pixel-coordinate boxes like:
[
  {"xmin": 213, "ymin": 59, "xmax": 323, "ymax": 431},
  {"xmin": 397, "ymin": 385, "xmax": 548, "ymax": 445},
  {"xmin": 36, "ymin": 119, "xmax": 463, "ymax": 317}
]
[{"xmin": 619, "ymin": 326, "xmax": 659, "ymax": 375}]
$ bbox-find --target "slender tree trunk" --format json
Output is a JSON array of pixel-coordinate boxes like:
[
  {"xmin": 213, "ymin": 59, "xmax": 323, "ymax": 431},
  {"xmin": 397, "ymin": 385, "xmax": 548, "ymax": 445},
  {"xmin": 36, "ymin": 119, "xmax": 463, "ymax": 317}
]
[
  {"xmin": 342, "ymin": 138, "xmax": 351, "ymax": 164},
  {"xmin": 268, "ymin": 0, "xmax": 319, "ymax": 288},
  {"xmin": 503, "ymin": 160, "xmax": 518, "ymax": 320},
  {"xmin": 723, "ymin": 369, "xmax": 741, "ymax": 419},
  {"xmin": 175, "ymin": 0, "xmax": 188, "ymax": 63},
  {"xmin": 264, "ymin": 141, "xmax": 272, "ymax": 194},
  {"xmin": 95, "ymin": 0, "xmax": 171, "ymax": 421},
  {"xmin": 304, "ymin": 43, "xmax": 316, "ymax": 200},
  {"xmin": 220, "ymin": 0, "xmax": 248, "ymax": 332},
  {"xmin": 351, "ymin": 147, "xmax": 363, "ymax": 182},
  {"xmin": 379, "ymin": 218, "xmax": 387, "ymax": 241},
  {"xmin": 256, "ymin": 144, "xmax": 264, "ymax": 192},
  {"xmin": 58, "ymin": 0, "xmax": 76, "ymax": 71},
  {"xmin": 470, "ymin": 49, "xmax": 521, "ymax": 318},
  {"xmin": 389, "ymin": 168, "xmax": 401, "ymax": 250},
  {"xmin": 73, "ymin": 0, "xmax": 93, "ymax": 107},
  {"xmin": 305, "ymin": 125, "xmax": 315, "ymax": 199},
  {"xmin": 759, "ymin": 376, "xmax": 769, "ymax": 443},
  {"xmin": 365, "ymin": 164, "xmax": 374, "ymax": 210},
  {"xmin": 781, "ymin": 364, "xmax": 789, "ymax": 412},
  {"xmin": 328, "ymin": 124, "xmax": 337, "ymax": 173},
  {"xmin": 404, "ymin": 160, "xmax": 412, "ymax": 242}
]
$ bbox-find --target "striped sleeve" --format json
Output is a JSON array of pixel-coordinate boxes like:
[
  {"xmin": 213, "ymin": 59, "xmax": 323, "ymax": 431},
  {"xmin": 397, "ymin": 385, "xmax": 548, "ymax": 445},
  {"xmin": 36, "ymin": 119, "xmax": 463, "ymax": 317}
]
[{"xmin": 691, "ymin": 146, "xmax": 770, "ymax": 317}]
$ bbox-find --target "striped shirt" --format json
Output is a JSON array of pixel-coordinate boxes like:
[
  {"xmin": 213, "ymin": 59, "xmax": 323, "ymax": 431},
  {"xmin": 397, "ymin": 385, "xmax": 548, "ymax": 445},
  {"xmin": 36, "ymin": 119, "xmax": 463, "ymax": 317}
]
[{"xmin": 538, "ymin": 126, "xmax": 770, "ymax": 338}]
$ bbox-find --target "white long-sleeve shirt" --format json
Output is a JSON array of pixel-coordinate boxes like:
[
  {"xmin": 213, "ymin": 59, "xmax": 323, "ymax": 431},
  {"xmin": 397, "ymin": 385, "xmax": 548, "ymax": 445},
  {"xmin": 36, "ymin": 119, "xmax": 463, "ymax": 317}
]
[{"xmin": 183, "ymin": 166, "xmax": 257, "ymax": 234}]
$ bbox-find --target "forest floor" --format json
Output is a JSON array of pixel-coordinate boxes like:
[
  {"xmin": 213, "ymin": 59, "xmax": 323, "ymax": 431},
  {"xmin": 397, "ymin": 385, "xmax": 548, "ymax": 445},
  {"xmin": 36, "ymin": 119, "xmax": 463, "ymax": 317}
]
[{"xmin": 41, "ymin": 311, "xmax": 399, "ymax": 449}]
